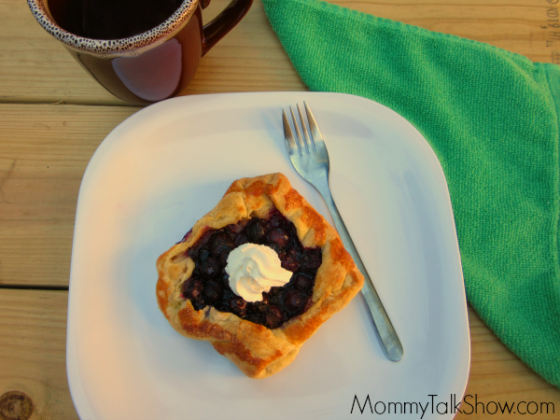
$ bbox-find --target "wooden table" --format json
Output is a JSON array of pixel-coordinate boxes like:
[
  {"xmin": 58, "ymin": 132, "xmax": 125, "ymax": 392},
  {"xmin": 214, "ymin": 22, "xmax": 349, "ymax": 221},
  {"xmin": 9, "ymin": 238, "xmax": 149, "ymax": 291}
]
[{"xmin": 0, "ymin": 0, "xmax": 559, "ymax": 419}]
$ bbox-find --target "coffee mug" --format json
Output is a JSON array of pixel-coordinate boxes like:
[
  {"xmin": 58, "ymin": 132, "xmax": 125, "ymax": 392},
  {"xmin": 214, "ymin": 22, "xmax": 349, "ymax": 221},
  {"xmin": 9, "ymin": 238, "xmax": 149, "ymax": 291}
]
[{"xmin": 28, "ymin": 0, "xmax": 253, "ymax": 105}]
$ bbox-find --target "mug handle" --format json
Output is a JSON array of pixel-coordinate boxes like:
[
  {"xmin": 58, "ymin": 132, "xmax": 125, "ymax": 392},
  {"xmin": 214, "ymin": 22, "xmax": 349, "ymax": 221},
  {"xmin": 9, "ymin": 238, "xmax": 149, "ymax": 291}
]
[{"xmin": 200, "ymin": 0, "xmax": 253, "ymax": 56}]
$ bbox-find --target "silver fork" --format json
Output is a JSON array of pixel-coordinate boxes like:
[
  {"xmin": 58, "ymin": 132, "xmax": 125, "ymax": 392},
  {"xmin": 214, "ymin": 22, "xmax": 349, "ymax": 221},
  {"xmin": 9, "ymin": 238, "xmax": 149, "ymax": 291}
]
[{"xmin": 282, "ymin": 102, "xmax": 403, "ymax": 362}]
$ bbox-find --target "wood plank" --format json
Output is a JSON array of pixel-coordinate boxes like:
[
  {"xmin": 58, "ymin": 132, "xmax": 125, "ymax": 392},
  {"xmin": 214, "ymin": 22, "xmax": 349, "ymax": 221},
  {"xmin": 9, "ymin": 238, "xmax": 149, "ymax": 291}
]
[
  {"xmin": 1, "ymin": 295, "xmax": 558, "ymax": 419},
  {"xmin": 0, "ymin": 0, "xmax": 551, "ymax": 106},
  {"xmin": 0, "ymin": 289, "xmax": 78, "ymax": 420},
  {"xmin": 0, "ymin": 221, "xmax": 73, "ymax": 288},
  {"xmin": 0, "ymin": 104, "xmax": 137, "ymax": 287},
  {"xmin": 456, "ymin": 308, "xmax": 560, "ymax": 419},
  {"xmin": 335, "ymin": 0, "xmax": 549, "ymax": 63}
]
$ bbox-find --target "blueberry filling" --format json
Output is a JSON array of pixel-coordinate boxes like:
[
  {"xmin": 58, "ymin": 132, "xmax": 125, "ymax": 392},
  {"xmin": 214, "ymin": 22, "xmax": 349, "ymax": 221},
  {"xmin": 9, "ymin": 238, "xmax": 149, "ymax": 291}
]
[{"xmin": 181, "ymin": 208, "xmax": 322, "ymax": 328}]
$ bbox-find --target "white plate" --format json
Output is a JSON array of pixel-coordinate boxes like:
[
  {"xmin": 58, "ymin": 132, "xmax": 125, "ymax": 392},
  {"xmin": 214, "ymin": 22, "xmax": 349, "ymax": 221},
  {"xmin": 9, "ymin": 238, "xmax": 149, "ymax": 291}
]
[{"xmin": 67, "ymin": 92, "xmax": 470, "ymax": 420}]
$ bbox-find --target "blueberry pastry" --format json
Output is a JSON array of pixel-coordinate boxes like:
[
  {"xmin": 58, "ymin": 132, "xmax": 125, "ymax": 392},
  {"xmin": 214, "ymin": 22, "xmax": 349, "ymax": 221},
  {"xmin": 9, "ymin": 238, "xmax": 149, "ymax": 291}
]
[{"xmin": 156, "ymin": 173, "xmax": 364, "ymax": 378}]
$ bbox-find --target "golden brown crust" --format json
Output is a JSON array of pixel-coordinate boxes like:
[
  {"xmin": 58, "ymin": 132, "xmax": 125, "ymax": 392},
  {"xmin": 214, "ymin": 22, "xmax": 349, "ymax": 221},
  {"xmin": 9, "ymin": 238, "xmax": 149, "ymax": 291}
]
[{"xmin": 156, "ymin": 173, "xmax": 364, "ymax": 379}]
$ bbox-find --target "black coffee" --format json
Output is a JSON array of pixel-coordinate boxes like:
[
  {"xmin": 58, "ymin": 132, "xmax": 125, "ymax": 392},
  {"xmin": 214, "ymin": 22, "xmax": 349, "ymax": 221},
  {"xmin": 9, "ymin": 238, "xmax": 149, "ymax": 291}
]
[{"xmin": 48, "ymin": 0, "xmax": 183, "ymax": 40}]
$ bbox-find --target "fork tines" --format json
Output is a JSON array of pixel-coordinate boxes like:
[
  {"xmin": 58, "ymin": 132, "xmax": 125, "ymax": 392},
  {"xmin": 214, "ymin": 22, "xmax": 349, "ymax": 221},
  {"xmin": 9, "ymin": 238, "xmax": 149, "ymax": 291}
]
[{"xmin": 282, "ymin": 102, "xmax": 322, "ymax": 156}]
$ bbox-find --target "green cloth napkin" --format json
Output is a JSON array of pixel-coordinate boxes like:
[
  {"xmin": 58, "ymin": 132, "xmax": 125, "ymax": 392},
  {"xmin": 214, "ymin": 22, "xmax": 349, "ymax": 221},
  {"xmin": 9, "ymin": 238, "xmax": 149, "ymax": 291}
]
[{"xmin": 261, "ymin": 0, "xmax": 560, "ymax": 388}]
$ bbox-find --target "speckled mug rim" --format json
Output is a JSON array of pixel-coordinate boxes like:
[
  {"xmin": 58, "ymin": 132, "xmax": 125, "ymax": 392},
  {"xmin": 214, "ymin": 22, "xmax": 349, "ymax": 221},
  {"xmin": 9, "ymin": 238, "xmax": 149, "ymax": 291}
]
[{"xmin": 27, "ymin": 0, "xmax": 198, "ymax": 57}]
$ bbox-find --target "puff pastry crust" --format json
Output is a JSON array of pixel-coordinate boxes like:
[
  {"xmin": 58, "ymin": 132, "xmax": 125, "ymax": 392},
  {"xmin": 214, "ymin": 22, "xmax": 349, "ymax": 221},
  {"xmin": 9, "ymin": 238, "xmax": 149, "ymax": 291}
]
[{"xmin": 156, "ymin": 173, "xmax": 364, "ymax": 379}]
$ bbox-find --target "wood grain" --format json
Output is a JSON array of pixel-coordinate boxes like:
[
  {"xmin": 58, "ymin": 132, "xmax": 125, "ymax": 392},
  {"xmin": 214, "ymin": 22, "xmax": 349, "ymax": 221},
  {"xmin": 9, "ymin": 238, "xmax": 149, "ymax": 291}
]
[
  {"xmin": 0, "ymin": 290, "xmax": 78, "ymax": 420},
  {"xmin": 0, "ymin": 104, "xmax": 137, "ymax": 287},
  {"xmin": 333, "ymin": 0, "xmax": 548, "ymax": 63},
  {"xmin": 0, "ymin": 0, "xmax": 551, "ymax": 106},
  {"xmin": 457, "ymin": 309, "xmax": 560, "ymax": 419}
]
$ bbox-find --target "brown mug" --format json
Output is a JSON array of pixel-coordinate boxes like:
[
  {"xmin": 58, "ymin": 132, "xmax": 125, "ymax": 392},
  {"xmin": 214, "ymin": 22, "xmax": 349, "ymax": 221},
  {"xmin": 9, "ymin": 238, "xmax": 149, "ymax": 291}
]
[{"xmin": 27, "ymin": 0, "xmax": 253, "ymax": 105}]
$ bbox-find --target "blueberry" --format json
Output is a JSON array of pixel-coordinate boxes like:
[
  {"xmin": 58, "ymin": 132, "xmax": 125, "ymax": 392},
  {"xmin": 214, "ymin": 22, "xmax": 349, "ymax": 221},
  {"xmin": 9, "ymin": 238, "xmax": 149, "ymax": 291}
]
[
  {"xmin": 229, "ymin": 296, "xmax": 247, "ymax": 317},
  {"xmin": 280, "ymin": 248, "xmax": 299, "ymax": 271},
  {"xmin": 199, "ymin": 257, "xmax": 220, "ymax": 278},
  {"xmin": 265, "ymin": 305, "xmax": 283, "ymax": 329},
  {"xmin": 235, "ymin": 234, "xmax": 249, "ymax": 247},
  {"xmin": 187, "ymin": 247, "xmax": 198, "ymax": 260},
  {"xmin": 252, "ymin": 301, "xmax": 268, "ymax": 312},
  {"xmin": 267, "ymin": 228, "xmax": 290, "ymax": 249},
  {"xmin": 285, "ymin": 290, "xmax": 306, "ymax": 312},
  {"xmin": 188, "ymin": 230, "xmax": 213, "ymax": 259},
  {"xmin": 204, "ymin": 281, "xmax": 223, "ymax": 304},
  {"xmin": 196, "ymin": 248, "xmax": 208, "ymax": 262},
  {"xmin": 183, "ymin": 277, "xmax": 204, "ymax": 301},
  {"xmin": 246, "ymin": 220, "xmax": 267, "ymax": 243},
  {"xmin": 228, "ymin": 221, "xmax": 247, "ymax": 234},
  {"xmin": 191, "ymin": 296, "xmax": 206, "ymax": 311},
  {"xmin": 267, "ymin": 210, "xmax": 283, "ymax": 227},
  {"xmin": 301, "ymin": 248, "xmax": 322, "ymax": 270},
  {"xmin": 210, "ymin": 235, "xmax": 234, "ymax": 256},
  {"xmin": 294, "ymin": 274, "xmax": 313, "ymax": 292}
]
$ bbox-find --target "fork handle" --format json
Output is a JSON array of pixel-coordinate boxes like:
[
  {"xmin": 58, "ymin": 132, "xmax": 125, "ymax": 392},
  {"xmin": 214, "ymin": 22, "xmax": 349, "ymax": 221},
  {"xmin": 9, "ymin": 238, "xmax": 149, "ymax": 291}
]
[{"xmin": 313, "ymin": 178, "xmax": 404, "ymax": 362}]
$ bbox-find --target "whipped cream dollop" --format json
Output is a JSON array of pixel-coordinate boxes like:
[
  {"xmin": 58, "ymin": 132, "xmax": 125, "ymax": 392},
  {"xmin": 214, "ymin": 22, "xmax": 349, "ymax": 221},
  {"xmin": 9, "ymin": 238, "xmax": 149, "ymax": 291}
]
[{"xmin": 225, "ymin": 243, "xmax": 293, "ymax": 302}]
